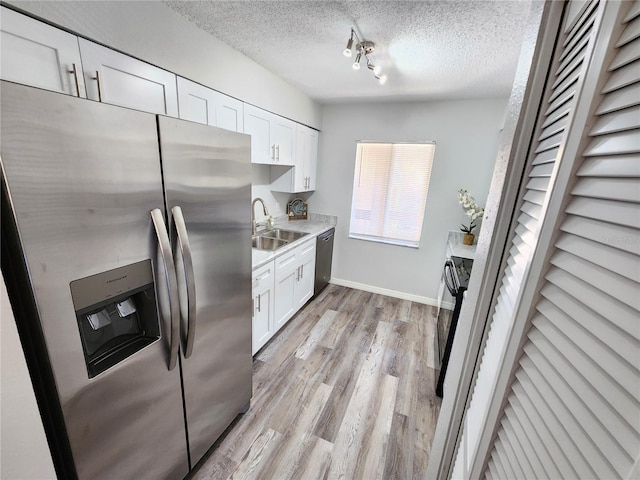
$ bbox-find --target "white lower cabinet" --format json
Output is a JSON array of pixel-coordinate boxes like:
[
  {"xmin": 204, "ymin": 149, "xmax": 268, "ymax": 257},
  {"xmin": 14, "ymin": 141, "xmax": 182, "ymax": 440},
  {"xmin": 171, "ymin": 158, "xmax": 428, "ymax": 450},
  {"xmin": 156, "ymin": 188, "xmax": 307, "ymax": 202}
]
[
  {"xmin": 273, "ymin": 238, "xmax": 317, "ymax": 335},
  {"xmin": 252, "ymin": 260, "xmax": 275, "ymax": 355}
]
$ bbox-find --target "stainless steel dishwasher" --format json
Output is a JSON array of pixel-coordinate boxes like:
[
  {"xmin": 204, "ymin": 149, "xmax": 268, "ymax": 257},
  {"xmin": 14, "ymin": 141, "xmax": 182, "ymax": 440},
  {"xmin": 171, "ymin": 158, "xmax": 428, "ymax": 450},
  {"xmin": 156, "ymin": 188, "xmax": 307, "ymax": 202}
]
[{"xmin": 314, "ymin": 228, "xmax": 335, "ymax": 296}]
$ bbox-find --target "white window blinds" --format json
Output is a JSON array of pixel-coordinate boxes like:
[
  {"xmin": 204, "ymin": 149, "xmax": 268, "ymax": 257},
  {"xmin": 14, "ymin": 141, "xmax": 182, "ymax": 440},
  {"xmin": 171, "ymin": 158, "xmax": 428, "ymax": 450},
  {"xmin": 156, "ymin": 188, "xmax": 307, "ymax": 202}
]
[{"xmin": 349, "ymin": 142, "xmax": 435, "ymax": 247}]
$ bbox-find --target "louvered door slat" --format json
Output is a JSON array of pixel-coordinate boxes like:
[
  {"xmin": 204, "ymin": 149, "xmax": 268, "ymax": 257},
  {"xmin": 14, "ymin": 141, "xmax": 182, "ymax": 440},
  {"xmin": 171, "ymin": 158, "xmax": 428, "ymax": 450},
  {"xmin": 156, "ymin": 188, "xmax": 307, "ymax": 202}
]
[
  {"xmin": 503, "ymin": 406, "xmax": 548, "ymax": 479},
  {"xmin": 589, "ymin": 104, "xmax": 640, "ymax": 135},
  {"xmin": 531, "ymin": 147, "xmax": 559, "ymax": 166},
  {"xmin": 540, "ymin": 286, "xmax": 640, "ymax": 402},
  {"xmin": 502, "ymin": 415, "xmax": 536, "ymax": 479},
  {"xmin": 516, "ymin": 364, "xmax": 594, "ymax": 478},
  {"xmin": 523, "ymin": 333, "xmax": 624, "ymax": 477},
  {"xmin": 534, "ymin": 130, "xmax": 564, "ymax": 152},
  {"xmin": 560, "ymin": 215, "xmax": 639, "ymax": 255},
  {"xmin": 545, "ymin": 80, "xmax": 580, "ymax": 115},
  {"xmin": 553, "ymin": 44, "xmax": 587, "ymax": 89},
  {"xmin": 565, "ymin": 196, "xmax": 640, "ymax": 227},
  {"xmin": 538, "ymin": 113, "xmax": 569, "ymax": 140},
  {"xmin": 595, "ymin": 82, "xmax": 640, "ymax": 114},
  {"xmin": 523, "ymin": 189, "xmax": 546, "ymax": 206},
  {"xmin": 542, "ymin": 98, "xmax": 571, "ymax": 127},
  {"xmin": 520, "ymin": 200, "xmax": 542, "ymax": 219},
  {"xmin": 545, "ymin": 266, "xmax": 637, "ymax": 337},
  {"xmin": 493, "ymin": 445, "xmax": 512, "ymax": 480},
  {"xmin": 582, "ymin": 129, "xmax": 640, "ymax": 155},
  {"xmin": 550, "ymin": 250, "xmax": 638, "ymax": 308},
  {"xmin": 497, "ymin": 426, "xmax": 529, "ymax": 479},
  {"xmin": 624, "ymin": 0, "xmax": 640, "ymax": 21},
  {"xmin": 572, "ymin": 177, "xmax": 640, "ymax": 202},
  {"xmin": 602, "ymin": 59, "xmax": 640, "ymax": 92},
  {"xmin": 616, "ymin": 14, "xmax": 640, "ymax": 45},
  {"xmin": 563, "ymin": 0, "xmax": 599, "ymax": 45},
  {"xmin": 609, "ymin": 38, "xmax": 640, "ymax": 70},
  {"xmin": 512, "ymin": 382, "xmax": 576, "ymax": 478},
  {"xmin": 525, "ymin": 176, "xmax": 550, "ymax": 192},
  {"xmin": 508, "ymin": 396, "xmax": 563, "ymax": 479},
  {"xmin": 518, "ymin": 211, "xmax": 538, "ymax": 234},
  {"xmin": 549, "ymin": 72, "xmax": 581, "ymax": 103},
  {"xmin": 577, "ymin": 154, "xmax": 640, "ymax": 176},
  {"xmin": 534, "ymin": 306, "xmax": 638, "ymax": 405},
  {"xmin": 530, "ymin": 162, "xmax": 555, "ymax": 177},
  {"xmin": 556, "ymin": 233, "xmax": 640, "ymax": 281}
]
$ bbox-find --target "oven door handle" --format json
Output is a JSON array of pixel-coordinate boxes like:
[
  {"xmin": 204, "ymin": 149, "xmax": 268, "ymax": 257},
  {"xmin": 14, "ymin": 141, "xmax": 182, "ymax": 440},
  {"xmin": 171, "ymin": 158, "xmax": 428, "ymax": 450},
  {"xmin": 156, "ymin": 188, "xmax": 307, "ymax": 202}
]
[{"xmin": 444, "ymin": 260, "xmax": 457, "ymax": 296}]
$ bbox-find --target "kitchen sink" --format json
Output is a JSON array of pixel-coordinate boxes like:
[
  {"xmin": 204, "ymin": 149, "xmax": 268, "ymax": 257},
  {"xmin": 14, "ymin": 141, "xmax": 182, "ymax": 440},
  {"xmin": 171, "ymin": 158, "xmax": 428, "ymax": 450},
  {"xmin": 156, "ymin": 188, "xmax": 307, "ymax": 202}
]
[
  {"xmin": 261, "ymin": 229, "xmax": 308, "ymax": 242},
  {"xmin": 251, "ymin": 235, "xmax": 288, "ymax": 251}
]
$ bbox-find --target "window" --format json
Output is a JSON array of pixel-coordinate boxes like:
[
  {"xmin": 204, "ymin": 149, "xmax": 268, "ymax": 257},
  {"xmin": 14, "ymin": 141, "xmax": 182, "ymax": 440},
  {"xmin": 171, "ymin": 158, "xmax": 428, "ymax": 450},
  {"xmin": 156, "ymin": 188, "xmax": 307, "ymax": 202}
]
[{"xmin": 349, "ymin": 142, "xmax": 435, "ymax": 248}]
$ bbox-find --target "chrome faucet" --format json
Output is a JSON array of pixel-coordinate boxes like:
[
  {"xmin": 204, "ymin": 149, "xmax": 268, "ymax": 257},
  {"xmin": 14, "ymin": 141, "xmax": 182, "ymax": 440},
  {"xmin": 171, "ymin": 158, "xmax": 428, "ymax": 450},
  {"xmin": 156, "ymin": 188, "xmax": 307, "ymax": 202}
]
[{"xmin": 251, "ymin": 198, "xmax": 269, "ymax": 235}]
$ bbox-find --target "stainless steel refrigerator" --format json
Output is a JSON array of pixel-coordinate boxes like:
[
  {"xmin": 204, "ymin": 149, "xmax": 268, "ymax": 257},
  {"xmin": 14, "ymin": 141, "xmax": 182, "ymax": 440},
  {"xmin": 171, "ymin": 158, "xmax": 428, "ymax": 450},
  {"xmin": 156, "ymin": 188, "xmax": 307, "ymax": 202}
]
[{"xmin": 0, "ymin": 80, "xmax": 252, "ymax": 479}]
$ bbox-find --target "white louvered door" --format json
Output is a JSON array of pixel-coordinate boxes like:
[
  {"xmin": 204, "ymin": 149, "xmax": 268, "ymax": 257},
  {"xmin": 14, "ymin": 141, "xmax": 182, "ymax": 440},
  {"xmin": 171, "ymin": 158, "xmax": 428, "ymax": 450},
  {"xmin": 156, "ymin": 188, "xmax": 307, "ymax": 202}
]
[
  {"xmin": 469, "ymin": 1, "xmax": 640, "ymax": 478},
  {"xmin": 452, "ymin": 1, "xmax": 604, "ymax": 477}
]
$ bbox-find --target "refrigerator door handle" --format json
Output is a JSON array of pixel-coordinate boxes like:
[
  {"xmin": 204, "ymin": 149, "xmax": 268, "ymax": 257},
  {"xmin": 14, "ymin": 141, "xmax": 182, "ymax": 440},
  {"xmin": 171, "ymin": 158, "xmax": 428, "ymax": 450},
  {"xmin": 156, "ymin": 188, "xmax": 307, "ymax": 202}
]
[
  {"xmin": 171, "ymin": 206, "xmax": 197, "ymax": 359},
  {"xmin": 151, "ymin": 208, "xmax": 181, "ymax": 371}
]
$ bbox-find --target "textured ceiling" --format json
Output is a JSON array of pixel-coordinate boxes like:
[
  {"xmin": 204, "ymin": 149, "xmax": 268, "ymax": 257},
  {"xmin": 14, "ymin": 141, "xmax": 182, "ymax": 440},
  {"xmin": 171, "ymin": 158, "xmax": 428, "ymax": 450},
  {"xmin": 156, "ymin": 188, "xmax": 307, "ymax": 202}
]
[{"xmin": 164, "ymin": 0, "xmax": 532, "ymax": 104}]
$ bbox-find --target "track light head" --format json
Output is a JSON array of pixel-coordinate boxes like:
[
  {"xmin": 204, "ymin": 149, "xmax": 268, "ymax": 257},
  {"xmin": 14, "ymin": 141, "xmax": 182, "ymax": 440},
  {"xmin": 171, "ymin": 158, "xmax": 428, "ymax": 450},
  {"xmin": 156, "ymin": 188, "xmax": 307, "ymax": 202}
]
[
  {"xmin": 343, "ymin": 36, "xmax": 354, "ymax": 57},
  {"xmin": 352, "ymin": 52, "xmax": 361, "ymax": 70}
]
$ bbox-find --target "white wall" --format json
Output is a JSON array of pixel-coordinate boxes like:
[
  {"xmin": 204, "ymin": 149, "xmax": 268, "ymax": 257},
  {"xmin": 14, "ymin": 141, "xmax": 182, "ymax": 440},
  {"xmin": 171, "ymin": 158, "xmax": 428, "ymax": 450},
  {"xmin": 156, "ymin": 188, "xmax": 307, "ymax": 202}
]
[
  {"xmin": 5, "ymin": 1, "xmax": 322, "ymax": 129},
  {"xmin": 0, "ymin": 275, "xmax": 56, "ymax": 479},
  {"xmin": 310, "ymin": 99, "xmax": 506, "ymax": 302},
  {"xmin": 251, "ymin": 164, "xmax": 296, "ymax": 221}
]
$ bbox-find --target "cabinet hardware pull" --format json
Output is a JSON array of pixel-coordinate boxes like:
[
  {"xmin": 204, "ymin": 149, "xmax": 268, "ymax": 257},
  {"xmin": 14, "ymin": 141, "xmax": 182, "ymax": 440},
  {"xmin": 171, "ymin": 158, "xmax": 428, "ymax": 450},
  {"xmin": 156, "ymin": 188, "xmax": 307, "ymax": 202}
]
[
  {"xmin": 271, "ymin": 144, "xmax": 275, "ymax": 161},
  {"xmin": 93, "ymin": 70, "xmax": 103, "ymax": 102},
  {"xmin": 257, "ymin": 294, "xmax": 261, "ymax": 313},
  {"xmin": 301, "ymin": 264, "xmax": 304, "ymax": 278},
  {"xmin": 276, "ymin": 144, "xmax": 280, "ymax": 162},
  {"xmin": 69, "ymin": 63, "xmax": 81, "ymax": 97}
]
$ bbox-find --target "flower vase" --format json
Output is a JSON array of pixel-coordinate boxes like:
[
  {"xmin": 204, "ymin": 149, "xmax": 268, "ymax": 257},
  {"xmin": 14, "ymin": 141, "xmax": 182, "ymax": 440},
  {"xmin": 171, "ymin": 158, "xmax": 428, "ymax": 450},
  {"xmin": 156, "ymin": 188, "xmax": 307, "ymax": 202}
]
[{"xmin": 463, "ymin": 233, "xmax": 475, "ymax": 246}]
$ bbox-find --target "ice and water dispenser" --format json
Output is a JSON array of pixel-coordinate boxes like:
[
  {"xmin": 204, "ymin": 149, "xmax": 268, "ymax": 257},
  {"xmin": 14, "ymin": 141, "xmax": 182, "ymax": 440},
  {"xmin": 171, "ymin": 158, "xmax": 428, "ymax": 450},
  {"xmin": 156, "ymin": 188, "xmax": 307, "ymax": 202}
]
[{"xmin": 70, "ymin": 260, "xmax": 160, "ymax": 378}]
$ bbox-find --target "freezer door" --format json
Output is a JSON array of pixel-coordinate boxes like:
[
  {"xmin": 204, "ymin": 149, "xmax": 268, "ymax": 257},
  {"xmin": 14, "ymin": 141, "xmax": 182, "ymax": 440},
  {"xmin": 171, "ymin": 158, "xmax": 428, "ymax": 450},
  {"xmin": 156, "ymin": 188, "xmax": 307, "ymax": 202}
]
[
  {"xmin": 157, "ymin": 116, "xmax": 252, "ymax": 466},
  {"xmin": 0, "ymin": 81, "xmax": 189, "ymax": 479}
]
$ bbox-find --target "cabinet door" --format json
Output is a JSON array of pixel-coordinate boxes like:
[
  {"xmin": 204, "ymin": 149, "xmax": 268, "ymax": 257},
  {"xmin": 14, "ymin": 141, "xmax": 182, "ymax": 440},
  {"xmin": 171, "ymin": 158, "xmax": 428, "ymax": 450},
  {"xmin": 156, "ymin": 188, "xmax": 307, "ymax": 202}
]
[
  {"xmin": 177, "ymin": 77, "xmax": 244, "ymax": 132},
  {"xmin": 244, "ymin": 104, "xmax": 273, "ymax": 164},
  {"xmin": 79, "ymin": 38, "xmax": 178, "ymax": 116},
  {"xmin": 216, "ymin": 95, "xmax": 244, "ymax": 133},
  {"xmin": 295, "ymin": 239, "xmax": 316, "ymax": 309},
  {"xmin": 252, "ymin": 261, "xmax": 274, "ymax": 355},
  {"xmin": 293, "ymin": 124, "xmax": 309, "ymax": 192},
  {"xmin": 306, "ymin": 128, "xmax": 319, "ymax": 191},
  {"xmin": 177, "ymin": 76, "xmax": 215, "ymax": 125},
  {"xmin": 1, "ymin": 6, "xmax": 86, "ymax": 97},
  {"xmin": 273, "ymin": 249, "xmax": 298, "ymax": 330},
  {"xmin": 271, "ymin": 115, "xmax": 296, "ymax": 166}
]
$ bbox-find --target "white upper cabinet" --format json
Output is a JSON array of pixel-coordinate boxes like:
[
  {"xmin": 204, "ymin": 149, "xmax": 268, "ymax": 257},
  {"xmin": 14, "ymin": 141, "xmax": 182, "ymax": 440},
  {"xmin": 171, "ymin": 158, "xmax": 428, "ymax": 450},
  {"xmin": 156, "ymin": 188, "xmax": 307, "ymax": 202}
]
[
  {"xmin": 271, "ymin": 124, "xmax": 319, "ymax": 193},
  {"xmin": 243, "ymin": 104, "xmax": 295, "ymax": 165},
  {"xmin": 0, "ymin": 6, "xmax": 86, "ymax": 97},
  {"xmin": 78, "ymin": 38, "xmax": 178, "ymax": 117},
  {"xmin": 176, "ymin": 77, "xmax": 243, "ymax": 132},
  {"xmin": 270, "ymin": 115, "xmax": 296, "ymax": 166}
]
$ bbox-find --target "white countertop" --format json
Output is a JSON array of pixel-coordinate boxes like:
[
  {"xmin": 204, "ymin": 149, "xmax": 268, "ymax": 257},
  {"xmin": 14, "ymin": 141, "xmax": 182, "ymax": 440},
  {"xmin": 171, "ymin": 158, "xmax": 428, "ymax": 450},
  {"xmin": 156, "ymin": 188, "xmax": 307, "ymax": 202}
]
[
  {"xmin": 252, "ymin": 214, "xmax": 337, "ymax": 270},
  {"xmin": 447, "ymin": 230, "xmax": 477, "ymax": 260}
]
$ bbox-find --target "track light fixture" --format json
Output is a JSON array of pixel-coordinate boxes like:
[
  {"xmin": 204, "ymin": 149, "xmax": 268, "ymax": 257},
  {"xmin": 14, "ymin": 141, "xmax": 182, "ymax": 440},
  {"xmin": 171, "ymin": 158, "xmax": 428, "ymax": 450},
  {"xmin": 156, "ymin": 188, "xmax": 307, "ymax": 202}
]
[{"xmin": 342, "ymin": 28, "xmax": 387, "ymax": 85}]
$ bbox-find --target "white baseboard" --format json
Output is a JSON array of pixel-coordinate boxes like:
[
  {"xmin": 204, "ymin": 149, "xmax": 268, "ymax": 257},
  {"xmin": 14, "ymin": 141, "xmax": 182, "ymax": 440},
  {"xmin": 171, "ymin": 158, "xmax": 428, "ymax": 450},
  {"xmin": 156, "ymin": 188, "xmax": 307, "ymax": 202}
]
[{"xmin": 329, "ymin": 277, "xmax": 440, "ymax": 306}]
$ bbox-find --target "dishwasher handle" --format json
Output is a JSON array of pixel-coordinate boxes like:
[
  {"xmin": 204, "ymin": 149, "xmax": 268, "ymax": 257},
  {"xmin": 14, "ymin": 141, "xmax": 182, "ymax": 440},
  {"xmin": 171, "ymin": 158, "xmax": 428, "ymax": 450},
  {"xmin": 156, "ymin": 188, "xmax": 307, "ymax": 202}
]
[{"xmin": 318, "ymin": 228, "xmax": 335, "ymax": 242}]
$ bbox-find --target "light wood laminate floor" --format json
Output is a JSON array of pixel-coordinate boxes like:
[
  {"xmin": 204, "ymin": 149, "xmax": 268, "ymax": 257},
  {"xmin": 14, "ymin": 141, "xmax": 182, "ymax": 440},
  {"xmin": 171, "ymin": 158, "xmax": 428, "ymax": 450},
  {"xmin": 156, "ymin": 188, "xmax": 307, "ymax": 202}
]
[{"xmin": 189, "ymin": 285, "xmax": 441, "ymax": 480}]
